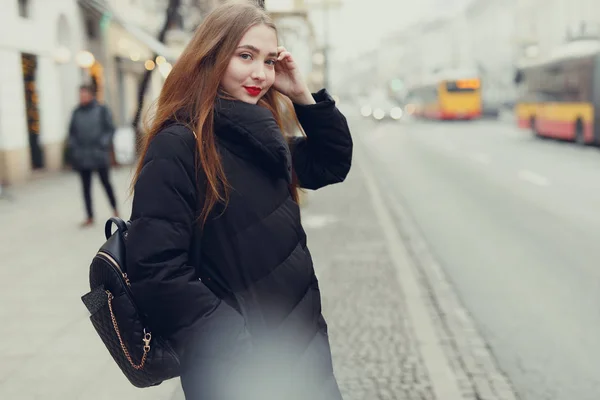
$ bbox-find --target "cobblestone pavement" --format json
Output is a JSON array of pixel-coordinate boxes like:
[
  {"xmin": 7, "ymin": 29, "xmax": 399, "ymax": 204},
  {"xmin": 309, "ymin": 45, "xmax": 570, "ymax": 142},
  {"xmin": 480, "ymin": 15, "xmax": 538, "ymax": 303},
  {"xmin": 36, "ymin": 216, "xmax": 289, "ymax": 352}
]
[
  {"xmin": 301, "ymin": 166, "xmax": 435, "ymax": 400},
  {"xmin": 377, "ymin": 181, "xmax": 519, "ymax": 400}
]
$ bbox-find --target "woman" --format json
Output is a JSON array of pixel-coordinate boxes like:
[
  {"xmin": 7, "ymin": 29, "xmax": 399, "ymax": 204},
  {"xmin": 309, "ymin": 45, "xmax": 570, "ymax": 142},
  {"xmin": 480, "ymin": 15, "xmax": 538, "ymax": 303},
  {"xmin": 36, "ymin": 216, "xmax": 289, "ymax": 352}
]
[{"xmin": 126, "ymin": 2, "xmax": 352, "ymax": 399}]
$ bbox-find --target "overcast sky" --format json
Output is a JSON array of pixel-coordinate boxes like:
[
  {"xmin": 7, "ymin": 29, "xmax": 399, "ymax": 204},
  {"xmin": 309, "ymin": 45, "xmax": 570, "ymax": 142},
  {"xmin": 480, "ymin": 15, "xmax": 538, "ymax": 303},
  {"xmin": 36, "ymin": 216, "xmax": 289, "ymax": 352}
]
[
  {"xmin": 264, "ymin": 0, "xmax": 467, "ymax": 58},
  {"xmin": 266, "ymin": 0, "xmax": 469, "ymax": 88}
]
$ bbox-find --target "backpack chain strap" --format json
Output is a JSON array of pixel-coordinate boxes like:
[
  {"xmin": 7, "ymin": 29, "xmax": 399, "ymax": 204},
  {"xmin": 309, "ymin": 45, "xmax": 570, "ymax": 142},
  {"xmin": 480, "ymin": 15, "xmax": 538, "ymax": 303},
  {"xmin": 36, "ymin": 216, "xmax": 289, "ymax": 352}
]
[{"xmin": 105, "ymin": 290, "xmax": 152, "ymax": 370}]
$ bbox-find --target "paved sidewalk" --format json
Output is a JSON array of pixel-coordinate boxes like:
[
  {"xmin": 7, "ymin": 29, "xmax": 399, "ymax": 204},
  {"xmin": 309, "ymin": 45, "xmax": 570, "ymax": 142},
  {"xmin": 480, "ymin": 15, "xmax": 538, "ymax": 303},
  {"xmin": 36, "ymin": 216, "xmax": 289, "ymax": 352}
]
[
  {"xmin": 0, "ymin": 167, "xmax": 182, "ymax": 399},
  {"xmin": 301, "ymin": 165, "xmax": 436, "ymax": 399}
]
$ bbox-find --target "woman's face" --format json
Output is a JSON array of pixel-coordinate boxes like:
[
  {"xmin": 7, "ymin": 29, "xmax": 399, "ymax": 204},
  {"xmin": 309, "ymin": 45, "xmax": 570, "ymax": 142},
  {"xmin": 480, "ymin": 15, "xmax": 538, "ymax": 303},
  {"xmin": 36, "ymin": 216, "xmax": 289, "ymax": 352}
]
[{"xmin": 221, "ymin": 24, "xmax": 278, "ymax": 104}]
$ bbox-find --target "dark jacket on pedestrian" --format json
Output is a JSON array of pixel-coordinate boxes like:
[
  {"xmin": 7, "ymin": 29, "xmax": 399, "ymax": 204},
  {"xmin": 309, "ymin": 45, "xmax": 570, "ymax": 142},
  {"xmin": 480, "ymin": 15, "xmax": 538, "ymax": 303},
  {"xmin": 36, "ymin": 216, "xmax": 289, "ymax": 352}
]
[
  {"xmin": 126, "ymin": 89, "xmax": 352, "ymax": 399},
  {"xmin": 68, "ymin": 100, "xmax": 115, "ymax": 170}
]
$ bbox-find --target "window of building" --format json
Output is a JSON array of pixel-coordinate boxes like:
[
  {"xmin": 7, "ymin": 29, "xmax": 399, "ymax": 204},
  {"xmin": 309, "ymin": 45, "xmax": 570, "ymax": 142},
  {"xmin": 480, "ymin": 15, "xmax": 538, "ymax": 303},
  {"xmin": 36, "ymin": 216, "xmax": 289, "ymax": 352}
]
[
  {"xmin": 18, "ymin": 0, "xmax": 30, "ymax": 18},
  {"xmin": 170, "ymin": 10, "xmax": 184, "ymax": 30},
  {"xmin": 85, "ymin": 17, "xmax": 98, "ymax": 39}
]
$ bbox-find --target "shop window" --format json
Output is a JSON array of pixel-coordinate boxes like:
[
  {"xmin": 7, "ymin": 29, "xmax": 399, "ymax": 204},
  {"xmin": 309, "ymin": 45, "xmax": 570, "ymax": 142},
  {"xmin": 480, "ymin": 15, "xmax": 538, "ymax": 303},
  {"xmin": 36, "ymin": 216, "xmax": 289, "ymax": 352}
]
[
  {"xmin": 21, "ymin": 53, "xmax": 44, "ymax": 169},
  {"xmin": 85, "ymin": 17, "xmax": 98, "ymax": 39},
  {"xmin": 169, "ymin": 10, "xmax": 184, "ymax": 30}
]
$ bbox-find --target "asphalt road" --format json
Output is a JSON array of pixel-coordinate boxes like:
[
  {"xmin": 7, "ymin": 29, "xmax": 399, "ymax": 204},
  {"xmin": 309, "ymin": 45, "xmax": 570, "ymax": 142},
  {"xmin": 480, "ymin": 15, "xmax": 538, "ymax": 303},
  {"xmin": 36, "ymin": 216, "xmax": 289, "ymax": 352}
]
[{"xmin": 357, "ymin": 116, "xmax": 600, "ymax": 400}]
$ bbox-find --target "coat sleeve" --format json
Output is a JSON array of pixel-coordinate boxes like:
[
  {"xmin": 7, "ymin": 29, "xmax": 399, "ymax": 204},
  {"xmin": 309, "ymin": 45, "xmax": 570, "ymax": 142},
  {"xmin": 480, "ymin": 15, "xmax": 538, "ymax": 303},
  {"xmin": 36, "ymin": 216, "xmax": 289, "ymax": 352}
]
[
  {"xmin": 126, "ymin": 130, "xmax": 219, "ymax": 339},
  {"xmin": 67, "ymin": 111, "xmax": 78, "ymax": 147},
  {"xmin": 100, "ymin": 105, "xmax": 115, "ymax": 148},
  {"xmin": 289, "ymin": 89, "xmax": 353, "ymax": 190}
]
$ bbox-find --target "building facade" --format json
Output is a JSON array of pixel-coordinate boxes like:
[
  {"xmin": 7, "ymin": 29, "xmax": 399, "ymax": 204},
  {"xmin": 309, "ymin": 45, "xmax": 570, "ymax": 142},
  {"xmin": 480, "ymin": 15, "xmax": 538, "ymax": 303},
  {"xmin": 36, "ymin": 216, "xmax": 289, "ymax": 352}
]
[
  {"xmin": 379, "ymin": 0, "xmax": 476, "ymax": 95},
  {"xmin": 376, "ymin": 0, "xmax": 518, "ymax": 107},
  {"xmin": 0, "ymin": 0, "xmax": 192, "ymax": 185},
  {"xmin": 515, "ymin": 0, "xmax": 600, "ymax": 64},
  {"xmin": 0, "ymin": 0, "xmax": 318, "ymax": 185},
  {"xmin": 267, "ymin": 0, "xmax": 322, "ymax": 90},
  {"xmin": 0, "ymin": 0, "xmax": 89, "ymax": 184},
  {"xmin": 465, "ymin": 0, "xmax": 518, "ymax": 108}
]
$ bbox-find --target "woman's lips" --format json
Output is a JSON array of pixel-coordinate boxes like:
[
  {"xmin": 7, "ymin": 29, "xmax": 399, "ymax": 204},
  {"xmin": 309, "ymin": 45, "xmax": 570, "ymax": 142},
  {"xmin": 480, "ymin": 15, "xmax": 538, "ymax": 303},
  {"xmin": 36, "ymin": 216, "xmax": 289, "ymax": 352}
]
[{"xmin": 244, "ymin": 87, "xmax": 262, "ymax": 96}]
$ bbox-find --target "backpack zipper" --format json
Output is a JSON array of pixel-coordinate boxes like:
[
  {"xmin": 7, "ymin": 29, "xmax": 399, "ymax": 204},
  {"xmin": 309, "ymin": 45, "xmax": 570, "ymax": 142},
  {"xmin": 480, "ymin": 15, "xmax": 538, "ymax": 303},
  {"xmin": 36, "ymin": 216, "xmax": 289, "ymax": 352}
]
[{"xmin": 97, "ymin": 251, "xmax": 131, "ymax": 287}]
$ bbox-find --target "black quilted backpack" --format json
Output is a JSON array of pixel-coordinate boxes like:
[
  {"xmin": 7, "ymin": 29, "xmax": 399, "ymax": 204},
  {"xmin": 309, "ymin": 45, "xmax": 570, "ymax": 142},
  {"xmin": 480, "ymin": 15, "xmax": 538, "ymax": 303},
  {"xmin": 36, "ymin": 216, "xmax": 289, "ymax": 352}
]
[{"xmin": 81, "ymin": 217, "xmax": 180, "ymax": 387}]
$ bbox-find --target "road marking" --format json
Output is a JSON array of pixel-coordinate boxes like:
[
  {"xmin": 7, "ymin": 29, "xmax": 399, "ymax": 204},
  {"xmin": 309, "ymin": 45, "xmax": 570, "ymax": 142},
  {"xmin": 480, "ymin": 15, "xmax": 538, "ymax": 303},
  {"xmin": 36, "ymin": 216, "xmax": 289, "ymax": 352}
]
[
  {"xmin": 469, "ymin": 153, "xmax": 491, "ymax": 165},
  {"xmin": 518, "ymin": 169, "xmax": 550, "ymax": 186},
  {"xmin": 357, "ymin": 148, "xmax": 464, "ymax": 400}
]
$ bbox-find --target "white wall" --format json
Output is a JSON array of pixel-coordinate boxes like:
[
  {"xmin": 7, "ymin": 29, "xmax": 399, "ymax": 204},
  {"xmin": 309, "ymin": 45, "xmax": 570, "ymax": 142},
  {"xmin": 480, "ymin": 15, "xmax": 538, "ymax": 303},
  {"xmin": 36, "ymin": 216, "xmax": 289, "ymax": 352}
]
[
  {"xmin": 0, "ymin": 0, "xmax": 86, "ymax": 151},
  {"xmin": 0, "ymin": 49, "xmax": 28, "ymax": 150}
]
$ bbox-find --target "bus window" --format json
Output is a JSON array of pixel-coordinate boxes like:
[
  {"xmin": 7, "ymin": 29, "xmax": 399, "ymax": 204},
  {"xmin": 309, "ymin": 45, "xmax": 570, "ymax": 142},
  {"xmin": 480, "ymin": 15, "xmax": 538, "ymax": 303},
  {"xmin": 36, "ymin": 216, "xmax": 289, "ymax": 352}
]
[
  {"xmin": 445, "ymin": 79, "xmax": 480, "ymax": 93},
  {"xmin": 446, "ymin": 80, "xmax": 479, "ymax": 93}
]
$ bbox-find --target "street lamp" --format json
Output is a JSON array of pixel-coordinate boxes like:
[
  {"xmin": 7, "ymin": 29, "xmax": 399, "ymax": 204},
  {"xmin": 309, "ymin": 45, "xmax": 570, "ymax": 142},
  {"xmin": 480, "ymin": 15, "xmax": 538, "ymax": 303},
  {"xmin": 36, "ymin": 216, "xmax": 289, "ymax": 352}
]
[
  {"xmin": 76, "ymin": 50, "xmax": 95, "ymax": 69},
  {"xmin": 144, "ymin": 60, "xmax": 156, "ymax": 71}
]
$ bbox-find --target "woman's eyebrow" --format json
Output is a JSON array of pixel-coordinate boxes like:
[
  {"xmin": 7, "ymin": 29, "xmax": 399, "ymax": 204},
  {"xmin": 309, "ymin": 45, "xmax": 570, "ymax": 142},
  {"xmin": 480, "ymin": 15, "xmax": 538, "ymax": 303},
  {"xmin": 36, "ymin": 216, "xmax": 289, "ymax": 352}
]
[{"xmin": 237, "ymin": 44, "xmax": 278, "ymax": 57}]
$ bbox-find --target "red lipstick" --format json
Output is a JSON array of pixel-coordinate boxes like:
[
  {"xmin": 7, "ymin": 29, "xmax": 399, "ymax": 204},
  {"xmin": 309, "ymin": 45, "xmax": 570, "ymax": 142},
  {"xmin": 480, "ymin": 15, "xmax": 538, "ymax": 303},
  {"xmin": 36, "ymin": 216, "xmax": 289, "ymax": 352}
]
[{"xmin": 244, "ymin": 86, "xmax": 262, "ymax": 96}]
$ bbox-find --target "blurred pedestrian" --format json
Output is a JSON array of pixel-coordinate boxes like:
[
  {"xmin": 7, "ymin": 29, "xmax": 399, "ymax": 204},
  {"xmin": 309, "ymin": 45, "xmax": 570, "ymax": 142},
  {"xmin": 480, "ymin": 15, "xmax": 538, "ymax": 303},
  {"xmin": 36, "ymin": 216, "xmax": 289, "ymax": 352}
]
[
  {"xmin": 67, "ymin": 84, "xmax": 118, "ymax": 227},
  {"xmin": 126, "ymin": 2, "xmax": 352, "ymax": 399}
]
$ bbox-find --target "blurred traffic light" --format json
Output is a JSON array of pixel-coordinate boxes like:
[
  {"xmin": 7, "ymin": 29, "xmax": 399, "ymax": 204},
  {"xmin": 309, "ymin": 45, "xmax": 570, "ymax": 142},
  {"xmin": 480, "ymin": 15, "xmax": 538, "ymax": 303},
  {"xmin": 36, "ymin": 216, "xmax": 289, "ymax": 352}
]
[{"xmin": 100, "ymin": 11, "xmax": 112, "ymax": 31}]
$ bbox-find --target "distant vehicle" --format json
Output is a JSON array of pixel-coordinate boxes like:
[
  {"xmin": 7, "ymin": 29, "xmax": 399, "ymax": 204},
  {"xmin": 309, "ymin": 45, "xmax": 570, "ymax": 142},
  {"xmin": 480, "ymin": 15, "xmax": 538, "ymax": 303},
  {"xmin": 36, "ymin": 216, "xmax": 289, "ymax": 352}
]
[
  {"xmin": 359, "ymin": 92, "xmax": 403, "ymax": 122},
  {"xmin": 514, "ymin": 39, "xmax": 600, "ymax": 145},
  {"xmin": 405, "ymin": 70, "xmax": 483, "ymax": 120}
]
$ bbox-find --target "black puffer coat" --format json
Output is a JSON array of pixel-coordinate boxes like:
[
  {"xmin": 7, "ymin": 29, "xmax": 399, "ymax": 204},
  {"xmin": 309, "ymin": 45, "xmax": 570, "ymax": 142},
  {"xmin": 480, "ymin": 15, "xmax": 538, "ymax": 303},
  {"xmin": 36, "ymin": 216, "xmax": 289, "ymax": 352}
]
[
  {"xmin": 68, "ymin": 100, "xmax": 115, "ymax": 170},
  {"xmin": 126, "ymin": 89, "xmax": 352, "ymax": 399}
]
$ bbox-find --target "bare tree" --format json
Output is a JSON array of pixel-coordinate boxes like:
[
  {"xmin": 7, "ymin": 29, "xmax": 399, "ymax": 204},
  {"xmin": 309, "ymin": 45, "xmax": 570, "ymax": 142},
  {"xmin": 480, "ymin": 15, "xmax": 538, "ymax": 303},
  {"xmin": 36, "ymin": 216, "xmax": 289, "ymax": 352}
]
[{"xmin": 132, "ymin": 0, "xmax": 182, "ymax": 152}]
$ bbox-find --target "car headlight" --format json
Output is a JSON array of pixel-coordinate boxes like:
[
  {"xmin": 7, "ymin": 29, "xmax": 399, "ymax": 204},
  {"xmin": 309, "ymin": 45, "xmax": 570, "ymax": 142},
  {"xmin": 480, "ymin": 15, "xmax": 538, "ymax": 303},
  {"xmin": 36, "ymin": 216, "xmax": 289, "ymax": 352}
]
[
  {"xmin": 373, "ymin": 109, "xmax": 385, "ymax": 120},
  {"xmin": 390, "ymin": 107, "xmax": 403, "ymax": 120},
  {"xmin": 361, "ymin": 105, "xmax": 372, "ymax": 117}
]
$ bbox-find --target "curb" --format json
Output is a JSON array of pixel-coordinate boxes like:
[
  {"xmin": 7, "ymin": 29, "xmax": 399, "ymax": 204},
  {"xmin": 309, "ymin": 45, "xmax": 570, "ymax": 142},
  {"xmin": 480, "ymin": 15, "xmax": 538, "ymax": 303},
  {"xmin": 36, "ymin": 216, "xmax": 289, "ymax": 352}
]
[
  {"xmin": 357, "ymin": 148, "xmax": 465, "ymax": 400},
  {"xmin": 357, "ymin": 137, "xmax": 520, "ymax": 400}
]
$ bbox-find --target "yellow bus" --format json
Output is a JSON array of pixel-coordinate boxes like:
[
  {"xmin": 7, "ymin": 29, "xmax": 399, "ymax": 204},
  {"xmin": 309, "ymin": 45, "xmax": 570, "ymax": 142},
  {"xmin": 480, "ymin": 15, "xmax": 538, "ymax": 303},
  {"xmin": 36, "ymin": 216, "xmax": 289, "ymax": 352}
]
[
  {"xmin": 407, "ymin": 74, "xmax": 482, "ymax": 120},
  {"xmin": 514, "ymin": 41, "xmax": 600, "ymax": 145}
]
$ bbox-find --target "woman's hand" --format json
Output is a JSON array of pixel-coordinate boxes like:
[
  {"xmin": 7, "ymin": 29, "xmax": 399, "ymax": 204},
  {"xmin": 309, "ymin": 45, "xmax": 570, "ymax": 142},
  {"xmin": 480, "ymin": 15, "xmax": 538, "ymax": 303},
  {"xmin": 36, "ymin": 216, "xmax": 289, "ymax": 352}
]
[{"xmin": 273, "ymin": 46, "xmax": 316, "ymax": 105}]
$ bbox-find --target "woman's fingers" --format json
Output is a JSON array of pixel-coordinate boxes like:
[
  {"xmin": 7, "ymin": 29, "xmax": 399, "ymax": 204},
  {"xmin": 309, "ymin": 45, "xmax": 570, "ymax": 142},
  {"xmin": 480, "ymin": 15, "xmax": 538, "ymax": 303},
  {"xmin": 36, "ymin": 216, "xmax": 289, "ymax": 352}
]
[{"xmin": 278, "ymin": 51, "xmax": 292, "ymax": 62}]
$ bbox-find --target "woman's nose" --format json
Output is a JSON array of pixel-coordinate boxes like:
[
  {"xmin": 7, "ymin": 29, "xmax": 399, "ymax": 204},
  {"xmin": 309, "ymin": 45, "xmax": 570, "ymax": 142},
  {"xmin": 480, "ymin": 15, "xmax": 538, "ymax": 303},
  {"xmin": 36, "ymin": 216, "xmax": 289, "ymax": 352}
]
[{"xmin": 251, "ymin": 65, "xmax": 266, "ymax": 81}]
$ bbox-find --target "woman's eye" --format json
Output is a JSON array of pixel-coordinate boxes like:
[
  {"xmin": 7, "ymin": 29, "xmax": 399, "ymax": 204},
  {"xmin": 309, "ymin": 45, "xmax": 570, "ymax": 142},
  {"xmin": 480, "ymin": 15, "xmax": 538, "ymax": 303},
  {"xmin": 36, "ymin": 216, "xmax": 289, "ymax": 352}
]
[
  {"xmin": 240, "ymin": 53, "xmax": 252, "ymax": 60},
  {"xmin": 265, "ymin": 59, "xmax": 277, "ymax": 66}
]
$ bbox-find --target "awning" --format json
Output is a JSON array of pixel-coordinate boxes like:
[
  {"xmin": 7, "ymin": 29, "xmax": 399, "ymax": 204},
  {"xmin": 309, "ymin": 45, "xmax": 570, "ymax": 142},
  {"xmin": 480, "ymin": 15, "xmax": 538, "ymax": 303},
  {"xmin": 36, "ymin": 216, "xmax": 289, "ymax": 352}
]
[
  {"xmin": 114, "ymin": 19, "xmax": 179, "ymax": 62},
  {"xmin": 77, "ymin": 0, "xmax": 178, "ymax": 62}
]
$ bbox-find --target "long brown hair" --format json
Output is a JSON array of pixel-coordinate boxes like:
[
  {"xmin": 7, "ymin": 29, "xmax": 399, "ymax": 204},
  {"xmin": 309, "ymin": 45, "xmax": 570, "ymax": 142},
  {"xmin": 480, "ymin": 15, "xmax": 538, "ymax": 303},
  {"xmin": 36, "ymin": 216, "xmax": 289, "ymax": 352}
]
[{"xmin": 131, "ymin": 1, "xmax": 303, "ymax": 226}]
